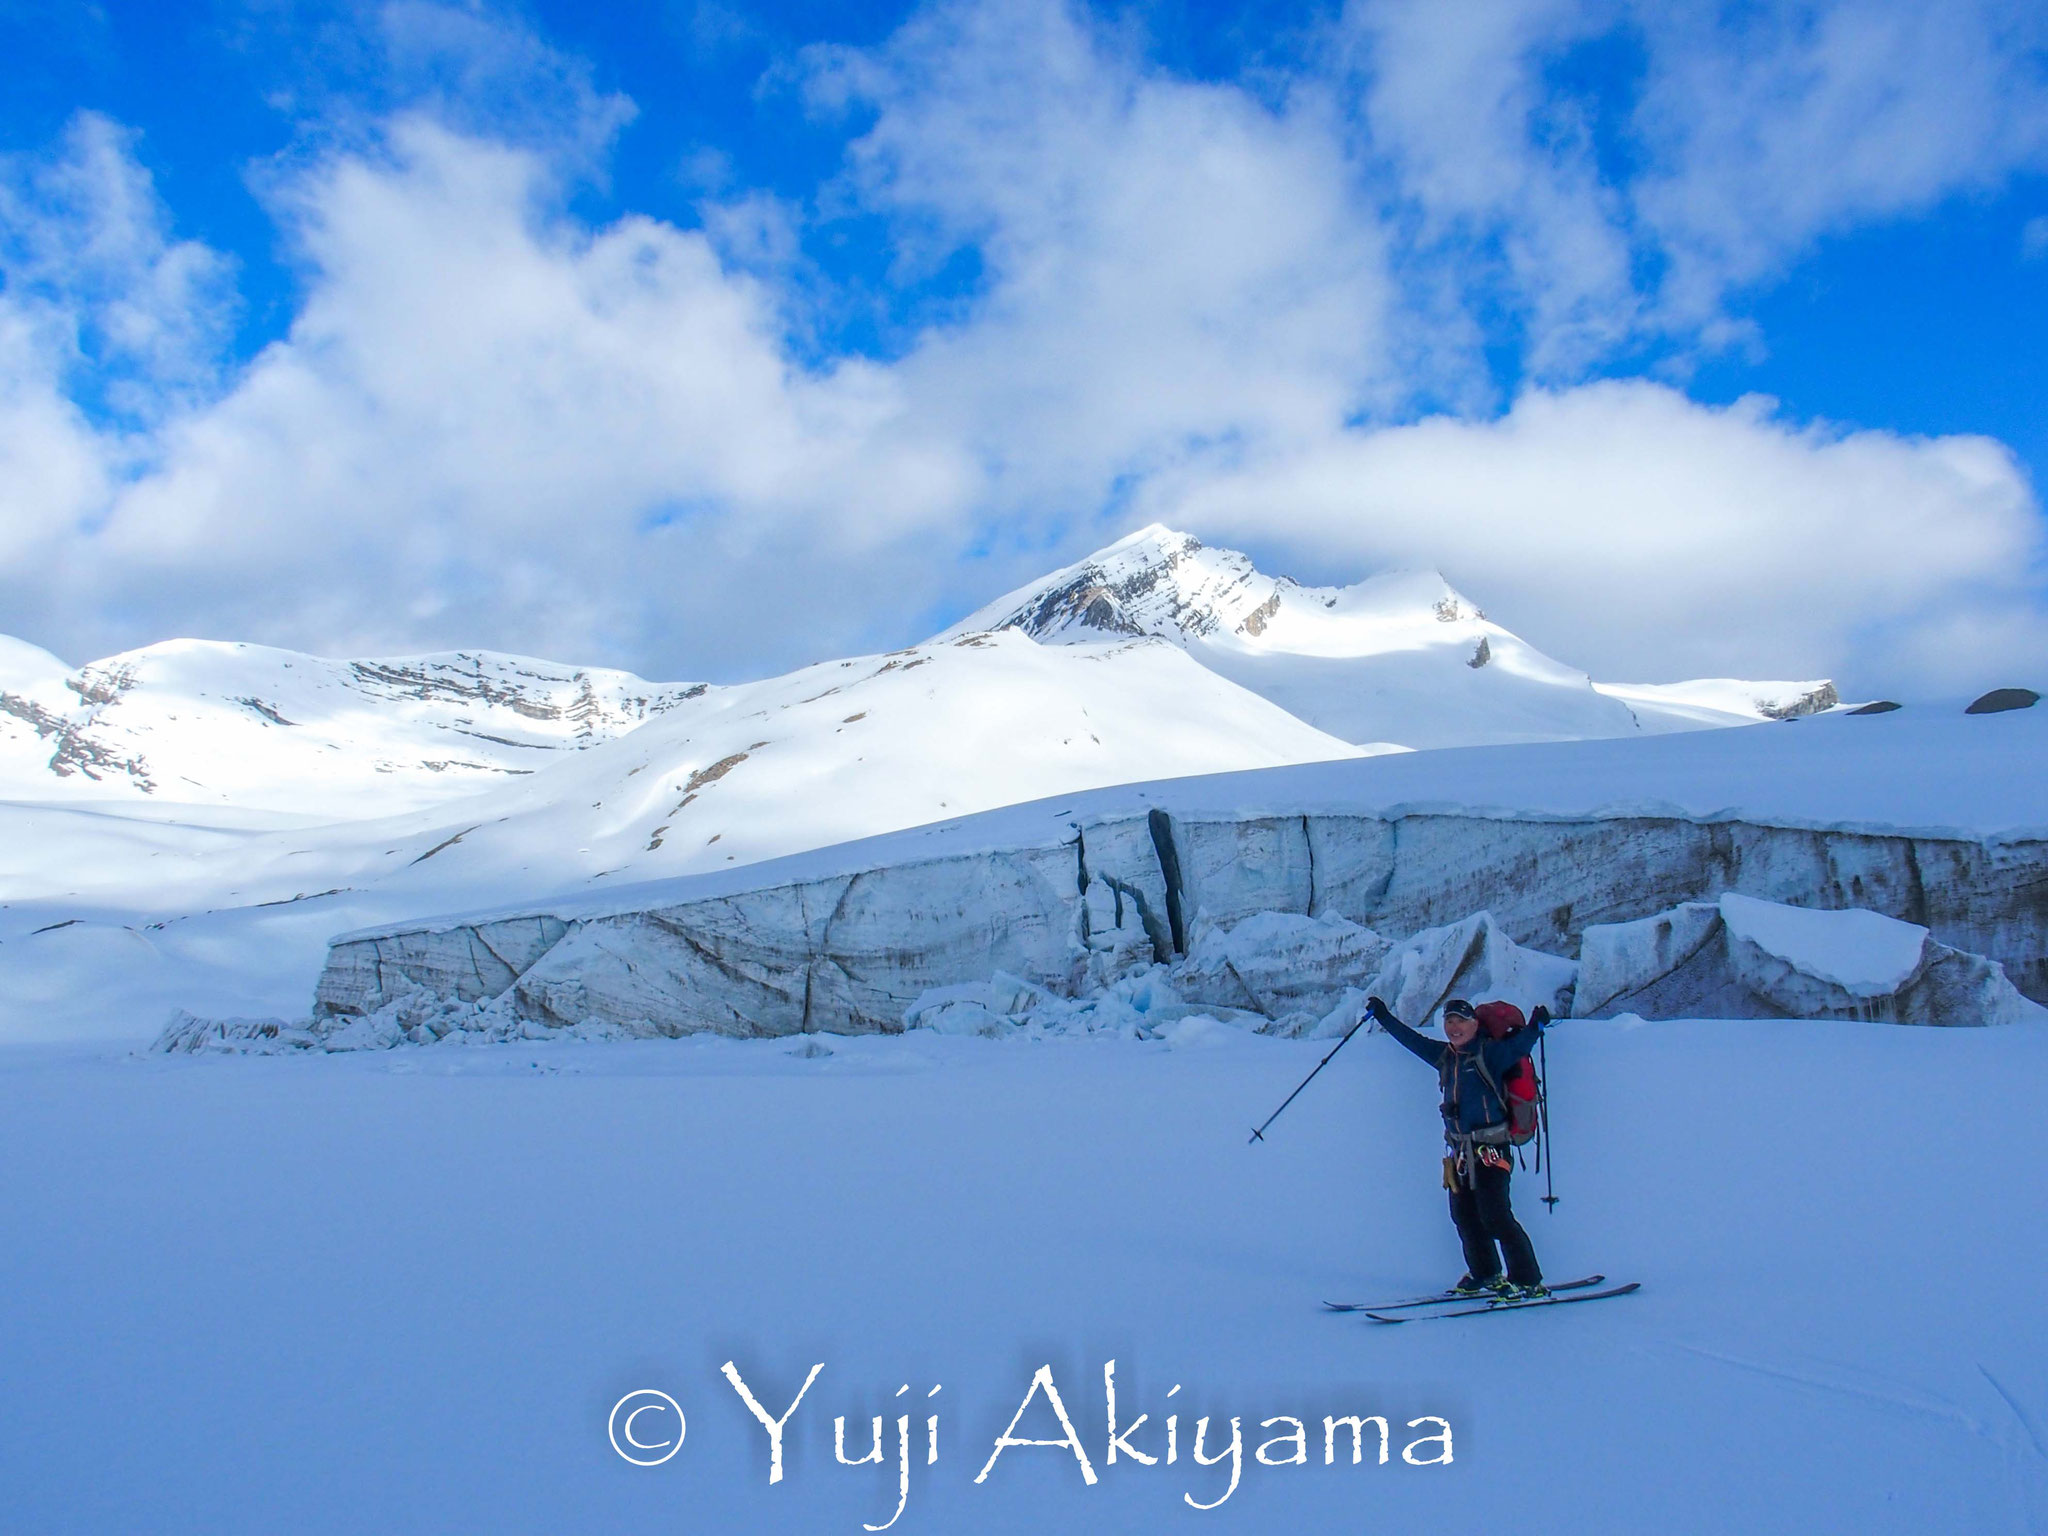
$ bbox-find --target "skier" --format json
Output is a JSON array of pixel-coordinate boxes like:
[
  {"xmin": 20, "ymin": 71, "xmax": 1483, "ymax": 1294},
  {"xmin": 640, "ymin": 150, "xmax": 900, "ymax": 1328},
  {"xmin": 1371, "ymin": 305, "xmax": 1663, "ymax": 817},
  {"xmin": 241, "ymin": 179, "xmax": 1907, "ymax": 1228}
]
[{"xmin": 1364, "ymin": 994, "xmax": 1549, "ymax": 1300}]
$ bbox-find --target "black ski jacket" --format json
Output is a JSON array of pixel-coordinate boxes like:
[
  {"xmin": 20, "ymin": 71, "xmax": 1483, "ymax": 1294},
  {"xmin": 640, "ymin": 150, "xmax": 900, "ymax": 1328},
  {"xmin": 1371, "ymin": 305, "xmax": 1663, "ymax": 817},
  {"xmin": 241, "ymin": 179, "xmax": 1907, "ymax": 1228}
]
[{"xmin": 1373, "ymin": 1004, "xmax": 1540, "ymax": 1133}]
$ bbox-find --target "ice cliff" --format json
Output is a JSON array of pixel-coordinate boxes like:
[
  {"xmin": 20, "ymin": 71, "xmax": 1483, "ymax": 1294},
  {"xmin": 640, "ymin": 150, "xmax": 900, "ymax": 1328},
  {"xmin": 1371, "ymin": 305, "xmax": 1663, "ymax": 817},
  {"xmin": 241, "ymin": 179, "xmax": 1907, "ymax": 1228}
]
[
  {"xmin": 152, "ymin": 703, "xmax": 2048, "ymax": 1051},
  {"xmin": 154, "ymin": 809, "xmax": 2045, "ymax": 1053}
]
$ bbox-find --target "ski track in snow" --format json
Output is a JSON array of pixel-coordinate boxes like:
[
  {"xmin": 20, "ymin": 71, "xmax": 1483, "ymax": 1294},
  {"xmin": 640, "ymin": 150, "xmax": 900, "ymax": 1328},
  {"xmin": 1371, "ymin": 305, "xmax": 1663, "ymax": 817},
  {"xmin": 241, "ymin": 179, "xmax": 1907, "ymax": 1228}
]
[
  {"xmin": 1978, "ymin": 1366, "xmax": 2048, "ymax": 1462},
  {"xmin": 1660, "ymin": 1339, "xmax": 1993, "ymax": 1438}
]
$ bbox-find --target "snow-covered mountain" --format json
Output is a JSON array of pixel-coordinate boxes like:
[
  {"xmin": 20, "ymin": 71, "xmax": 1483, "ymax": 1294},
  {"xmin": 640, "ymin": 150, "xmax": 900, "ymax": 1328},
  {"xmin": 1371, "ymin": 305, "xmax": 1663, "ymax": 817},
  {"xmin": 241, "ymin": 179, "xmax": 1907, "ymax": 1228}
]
[
  {"xmin": 0, "ymin": 526, "xmax": 1833, "ymax": 832},
  {"xmin": 13, "ymin": 629, "xmax": 1356, "ymax": 913},
  {"xmin": 948, "ymin": 526, "xmax": 1836, "ymax": 748},
  {"xmin": 0, "ymin": 637, "xmax": 705, "ymax": 816},
  {"xmin": 0, "ymin": 525, "xmax": 1847, "ymax": 1039},
  {"xmin": 0, "ymin": 630, "xmax": 1364, "ymax": 1038}
]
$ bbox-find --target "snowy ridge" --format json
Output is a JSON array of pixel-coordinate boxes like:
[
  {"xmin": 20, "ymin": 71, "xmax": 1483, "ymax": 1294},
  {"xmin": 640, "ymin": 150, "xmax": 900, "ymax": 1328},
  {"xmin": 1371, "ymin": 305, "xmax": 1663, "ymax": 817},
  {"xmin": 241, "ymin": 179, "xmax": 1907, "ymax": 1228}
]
[
  {"xmin": 0, "ymin": 638, "xmax": 707, "ymax": 816},
  {"xmin": 0, "ymin": 630, "xmax": 1361, "ymax": 914},
  {"xmin": 947, "ymin": 525, "xmax": 1834, "ymax": 748},
  {"xmin": 1595, "ymin": 677, "xmax": 1842, "ymax": 724}
]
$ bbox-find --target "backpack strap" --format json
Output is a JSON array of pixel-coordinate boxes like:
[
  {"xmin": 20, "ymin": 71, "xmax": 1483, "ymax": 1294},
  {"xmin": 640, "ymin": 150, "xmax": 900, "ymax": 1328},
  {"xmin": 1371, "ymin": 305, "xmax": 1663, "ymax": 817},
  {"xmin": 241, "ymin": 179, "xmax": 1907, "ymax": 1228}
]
[{"xmin": 1467, "ymin": 1045, "xmax": 1509, "ymax": 1127}]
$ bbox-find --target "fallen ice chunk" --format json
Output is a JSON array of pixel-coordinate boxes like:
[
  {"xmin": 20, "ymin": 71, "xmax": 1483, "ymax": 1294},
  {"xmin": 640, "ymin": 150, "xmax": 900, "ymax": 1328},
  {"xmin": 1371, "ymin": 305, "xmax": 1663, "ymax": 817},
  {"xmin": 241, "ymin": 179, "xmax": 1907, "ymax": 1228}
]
[
  {"xmin": 1718, "ymin": 892, "xmax": 1927, "ymax": 998},
  {"xmin": 152, "ymin": 1010, "xmax": 317, "ymax": 1054},
  {"xmin": 1578, "ymin": 893, "xmax": 2048, "ymax": 1026}
]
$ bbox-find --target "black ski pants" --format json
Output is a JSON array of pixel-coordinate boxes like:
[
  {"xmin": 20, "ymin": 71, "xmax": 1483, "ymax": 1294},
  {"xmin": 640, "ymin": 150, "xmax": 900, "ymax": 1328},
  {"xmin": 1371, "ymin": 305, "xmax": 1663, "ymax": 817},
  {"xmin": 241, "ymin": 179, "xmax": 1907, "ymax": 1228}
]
[{"xmin": 1449, "ymin": 1158, "xmax": 1542, "ymax": 1287}]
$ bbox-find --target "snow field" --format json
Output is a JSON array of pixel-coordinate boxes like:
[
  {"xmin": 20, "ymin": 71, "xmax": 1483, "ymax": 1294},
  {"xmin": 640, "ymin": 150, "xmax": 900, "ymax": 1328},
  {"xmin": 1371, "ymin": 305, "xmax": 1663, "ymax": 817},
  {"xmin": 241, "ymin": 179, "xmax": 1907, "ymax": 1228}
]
[{"xmin": 3, "ymin": 1019, "xmax": 2042, "ymax": 1534}]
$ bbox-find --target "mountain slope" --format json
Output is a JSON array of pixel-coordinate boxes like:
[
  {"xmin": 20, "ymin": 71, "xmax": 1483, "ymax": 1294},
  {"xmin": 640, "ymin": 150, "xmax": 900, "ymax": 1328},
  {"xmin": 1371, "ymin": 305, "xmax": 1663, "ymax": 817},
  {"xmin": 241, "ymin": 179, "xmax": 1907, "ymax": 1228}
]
[
  {"xmin": 0, "ymin": 527, "xmax": 1849, "ymax": 1040},
  {"xmin": 0, "ymin": 640, "xmax": 706, "ymax": 816},
  {"xmin": 0, "ymin": 631, "xmax": 1367, "ymax": 1038},
  {"xmin": 948, "ymin": 526, "xmax": 1835, "ymax": 748},
  {"xmin": 3, "ymin": 629, "xmax": 1365, "ymax": 913}
]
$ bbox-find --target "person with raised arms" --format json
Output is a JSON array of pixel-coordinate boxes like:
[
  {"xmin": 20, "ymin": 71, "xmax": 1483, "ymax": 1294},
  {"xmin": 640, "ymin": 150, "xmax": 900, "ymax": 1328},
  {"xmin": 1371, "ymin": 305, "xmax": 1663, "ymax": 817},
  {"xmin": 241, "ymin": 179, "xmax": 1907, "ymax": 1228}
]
[{"xmin": 1364, "ymin": 995, "xmax": 1550, "ymax": 1299}]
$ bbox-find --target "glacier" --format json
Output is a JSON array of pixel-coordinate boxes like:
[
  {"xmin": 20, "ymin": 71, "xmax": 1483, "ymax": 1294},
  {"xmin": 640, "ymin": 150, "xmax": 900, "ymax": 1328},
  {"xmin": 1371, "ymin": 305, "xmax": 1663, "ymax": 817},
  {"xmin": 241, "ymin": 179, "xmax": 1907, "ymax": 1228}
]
[
  {"xmin": 210, "ymin": 701, "xmax": 2048, "ymax": 1050},
  {"xmin": 278, "ymin": 805, "xmax": 2042, "ymax": 1047}
]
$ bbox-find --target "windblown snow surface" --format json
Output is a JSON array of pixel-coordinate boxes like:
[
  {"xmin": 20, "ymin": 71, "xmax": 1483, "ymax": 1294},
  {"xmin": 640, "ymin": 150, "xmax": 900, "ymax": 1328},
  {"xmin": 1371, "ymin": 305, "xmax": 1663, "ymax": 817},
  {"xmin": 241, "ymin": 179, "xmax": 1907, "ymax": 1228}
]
[{"xmin": 3, "ymin": 1019, "xmax": 2044, "ymax": 1534}]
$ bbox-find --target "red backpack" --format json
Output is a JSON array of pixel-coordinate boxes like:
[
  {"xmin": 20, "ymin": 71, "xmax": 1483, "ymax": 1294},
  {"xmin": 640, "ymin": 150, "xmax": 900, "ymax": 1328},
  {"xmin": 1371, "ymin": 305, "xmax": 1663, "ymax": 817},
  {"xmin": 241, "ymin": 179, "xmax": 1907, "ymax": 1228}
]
[{"xmin": 1473, "ymin": 1001, "xmax": 1541, "ymax": 1146}]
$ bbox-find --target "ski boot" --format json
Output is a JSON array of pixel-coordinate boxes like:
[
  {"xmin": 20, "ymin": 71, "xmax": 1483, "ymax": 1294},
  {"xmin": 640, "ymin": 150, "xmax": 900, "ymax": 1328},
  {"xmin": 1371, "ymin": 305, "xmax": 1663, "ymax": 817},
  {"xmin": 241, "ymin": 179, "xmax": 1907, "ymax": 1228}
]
[
  {"xmin": 1500, "ymin": 1281, "xmax": 1551, "ymax": 1301},
  {"xmin": 1452, "ymin": 1274, "xmax": 1511, "ymax": 1299}
]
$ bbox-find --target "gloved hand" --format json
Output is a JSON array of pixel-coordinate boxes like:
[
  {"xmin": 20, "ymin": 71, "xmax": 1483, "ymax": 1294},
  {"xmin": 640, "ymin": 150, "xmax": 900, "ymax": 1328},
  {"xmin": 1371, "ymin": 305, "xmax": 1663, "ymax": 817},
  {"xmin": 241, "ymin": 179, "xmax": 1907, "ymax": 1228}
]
[
  {"xmin": 1364, "ymin": 995, "xmax": 1389, "ymax": 1022},
  {"xmin": 1530, "ymin": 1005, "xmax": 1552, "ymax": 1028}
]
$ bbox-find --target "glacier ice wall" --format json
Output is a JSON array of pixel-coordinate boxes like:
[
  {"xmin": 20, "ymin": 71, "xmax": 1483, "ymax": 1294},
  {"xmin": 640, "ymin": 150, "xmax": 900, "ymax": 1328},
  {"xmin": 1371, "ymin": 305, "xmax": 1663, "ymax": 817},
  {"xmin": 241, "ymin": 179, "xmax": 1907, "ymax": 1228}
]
[{"xmin": 307, "ymin": 808, "xmax": 2048, "ymax": 1039}]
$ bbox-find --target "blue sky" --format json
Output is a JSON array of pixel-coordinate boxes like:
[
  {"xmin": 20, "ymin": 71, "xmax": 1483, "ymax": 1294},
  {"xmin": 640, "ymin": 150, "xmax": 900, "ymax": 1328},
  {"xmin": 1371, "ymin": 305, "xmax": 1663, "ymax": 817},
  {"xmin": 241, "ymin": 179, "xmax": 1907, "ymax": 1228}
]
[{"xmin": 1, "ymin": 0, "xmax": 2044, "ymax": 692}]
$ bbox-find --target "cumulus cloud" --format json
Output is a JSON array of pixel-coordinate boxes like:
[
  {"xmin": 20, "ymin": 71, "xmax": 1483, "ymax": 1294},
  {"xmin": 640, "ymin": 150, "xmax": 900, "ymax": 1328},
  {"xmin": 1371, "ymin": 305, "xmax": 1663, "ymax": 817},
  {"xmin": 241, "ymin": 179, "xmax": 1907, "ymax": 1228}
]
[
  {"xmin": 0, "ymin": 113, "xmax": 234, "ymax": 565},
  {"xmin": 1152, "ymin": 382, "xmax": 2044, "ymax": 692},
  {"xmin": 1341, "ymin": 0, "xmax": 2048, "ymax": 364},
  {"xmin": 0, "ymin": 0, "xmax": 2041, "ymax": 699},
  {"xmin": 814, "ymin": 0, "xmax": 1399, "ymax": 515},
  {"xmin": 13, "ymin": 117, "xmax": 973, "ymax": 672}
]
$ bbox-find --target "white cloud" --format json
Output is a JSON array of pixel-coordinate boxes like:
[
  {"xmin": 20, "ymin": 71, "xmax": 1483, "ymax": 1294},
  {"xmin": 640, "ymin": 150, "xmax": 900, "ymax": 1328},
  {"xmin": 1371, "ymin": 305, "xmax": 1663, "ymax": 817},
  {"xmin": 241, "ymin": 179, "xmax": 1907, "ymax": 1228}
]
[
  {"xmin": 1339, "ymin": 0, "xmax": 2048, "ymax": 364},
  {"xmin": 1150, "ymin": 382, "xmax": 2044, "ymax": 693},
  {"xmin": 0, "ymin": 0, "xmax": 2042, "ymax": 700},
  {"xmin": 1340, "ymin": 0, "xmax": 1644, "ymax": 375},
  {"xmin": 0, "ymin": 115, "xmax": 977, "ymax": 672},
  {"xmin": 1627, "ymin": 0, "xmax": 2048, "ymax": 325},
  {"xmin": 0, "ymin": 113, "xmax": 233, "ymax": 568},
  {"xmin": 88, "ymin": 120, "xmax": 991, "ymax": 667},
  {"xmin": 0, "ymin": 111, "xmax": 235, "ymax": 412},
  {"xmin": 814, "ymin": 0, "xmax": 1400, "ymax": 507}
]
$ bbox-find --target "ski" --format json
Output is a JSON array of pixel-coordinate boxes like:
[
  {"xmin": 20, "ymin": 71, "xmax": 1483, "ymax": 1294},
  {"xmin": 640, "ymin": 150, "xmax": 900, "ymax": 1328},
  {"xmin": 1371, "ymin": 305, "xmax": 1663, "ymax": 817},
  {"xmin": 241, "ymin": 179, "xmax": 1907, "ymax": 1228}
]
[
  {"xmin": 1324, "ymin": 1274, "xmax": 1604, "ymax": 1314},
  {"xmin": 1364, "ymin": 1281, "xmax": 1640, "ymax": 1323}
]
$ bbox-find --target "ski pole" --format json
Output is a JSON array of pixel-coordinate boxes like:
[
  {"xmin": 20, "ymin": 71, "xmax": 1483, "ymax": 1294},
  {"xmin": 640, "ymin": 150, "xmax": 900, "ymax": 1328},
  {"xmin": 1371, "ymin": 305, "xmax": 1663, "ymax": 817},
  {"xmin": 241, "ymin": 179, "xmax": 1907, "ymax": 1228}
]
[
  {"xmin": 1538, "ymin": 1026, "xmax": 1558, "ymax": 1209},
  {"xmin": 1248, "ymin": 1006, "xmax": 1373, "ymax": 1145}
]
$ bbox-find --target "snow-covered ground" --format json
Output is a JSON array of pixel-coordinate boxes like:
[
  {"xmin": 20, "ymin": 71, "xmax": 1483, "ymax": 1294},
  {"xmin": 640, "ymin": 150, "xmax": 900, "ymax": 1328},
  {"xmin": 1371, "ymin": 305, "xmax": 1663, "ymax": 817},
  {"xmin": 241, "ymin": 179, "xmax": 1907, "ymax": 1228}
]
[
  {"xmin": 0, "ymin": 631, "xmax": 1363, "ymax": 1041},
  {"xmin": 4, "ymin": 1019, "xmax": 2042, "ymax": 1534},
  {"xmin": 1, "ymin": 529, "xmax": 2032, "ymax": 1532}
]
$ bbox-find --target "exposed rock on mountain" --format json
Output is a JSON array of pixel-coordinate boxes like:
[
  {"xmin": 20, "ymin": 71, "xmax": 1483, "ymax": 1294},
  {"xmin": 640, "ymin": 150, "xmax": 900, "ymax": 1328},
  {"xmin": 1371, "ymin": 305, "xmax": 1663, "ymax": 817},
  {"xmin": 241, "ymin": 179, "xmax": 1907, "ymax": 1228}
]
[
  {"xmin": 948, "ymin": 525, "xmax": 1833, "ymax": 749},
  {"xmin": 0, "ymin": 640, "xmax": 706, "ymax": 815},
  {"xmin": 1966, "ymin": 687, "xmax": 2039, "ymax": 715}
]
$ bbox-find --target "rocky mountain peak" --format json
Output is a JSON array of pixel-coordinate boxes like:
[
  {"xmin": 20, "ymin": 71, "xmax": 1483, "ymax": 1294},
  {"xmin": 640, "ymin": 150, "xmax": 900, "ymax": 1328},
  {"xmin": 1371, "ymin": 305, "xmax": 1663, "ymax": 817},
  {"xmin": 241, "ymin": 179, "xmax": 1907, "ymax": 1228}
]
[{"xmin": 946, "ymin": 526, "xmax": 1486, "ymax": 652}]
